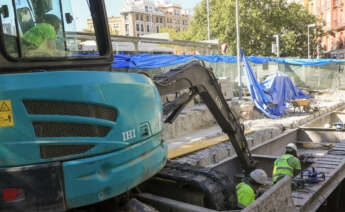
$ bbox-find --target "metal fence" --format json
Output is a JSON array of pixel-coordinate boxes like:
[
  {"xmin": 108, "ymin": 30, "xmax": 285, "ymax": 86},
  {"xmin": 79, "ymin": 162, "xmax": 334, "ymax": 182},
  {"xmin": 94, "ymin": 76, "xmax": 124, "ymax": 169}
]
[
  {"xmin": 66, "ymin": 32, "xmax": 219, "ymax": 55},
  {"xmin": 130, "ymin": 61, "xmax": 345, "ymax": 97},
  {"xmin": 67, "ymin": 33, "xmax": 345, "ymax": 96}
]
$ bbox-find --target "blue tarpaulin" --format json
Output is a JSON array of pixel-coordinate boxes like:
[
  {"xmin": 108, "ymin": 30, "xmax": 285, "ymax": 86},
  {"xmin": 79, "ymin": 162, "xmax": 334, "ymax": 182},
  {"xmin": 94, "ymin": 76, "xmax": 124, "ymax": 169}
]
[
  {"xmin": 260, "ymin": 72, "xmax": 310, "ymax": 116},
  {"xmin": 113, "ymin": 54, "xmax": 345, "ymax": 69},
  {"xmin": 241, "ymin": 51, "xmax": 309, "ymax": 118}
]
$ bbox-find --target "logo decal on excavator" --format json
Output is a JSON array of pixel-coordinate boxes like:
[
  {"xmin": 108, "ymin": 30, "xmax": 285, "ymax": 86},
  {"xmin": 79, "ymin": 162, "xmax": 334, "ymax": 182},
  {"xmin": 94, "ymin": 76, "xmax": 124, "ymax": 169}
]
[
  {"xmin": 122, "ymin": 129, "xmax": 136, "ymax": 141},
  {"xmin": 0, "ymin": 100, "xmax": 14, "ymax": 127}
]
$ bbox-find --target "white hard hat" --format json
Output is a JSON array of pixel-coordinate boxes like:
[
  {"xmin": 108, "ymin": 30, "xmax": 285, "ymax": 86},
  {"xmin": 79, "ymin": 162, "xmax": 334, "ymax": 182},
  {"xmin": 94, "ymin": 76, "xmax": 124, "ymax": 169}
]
[
  {"xmin": 250, "ymin": 169, "xmax": 267, "ymax": 185},
  {"xmin": 286, "ymin": 143, "xmax": 298, "ymax": 152}
]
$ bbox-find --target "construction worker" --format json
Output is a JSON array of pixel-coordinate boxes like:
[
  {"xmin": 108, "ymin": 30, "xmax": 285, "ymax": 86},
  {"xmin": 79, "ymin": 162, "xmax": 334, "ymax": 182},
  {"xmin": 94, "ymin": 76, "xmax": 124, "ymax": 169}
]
[
  {"xmin": 272, "ymin": 143, "xmax": 301, "ymax": 183},
  {"xmin": 23, "ymin": 14, "xmax": 61, "ymax": 54},
  {"xmin": 236, "ymin": 169, "xmax": 268, "ymax": 208}
]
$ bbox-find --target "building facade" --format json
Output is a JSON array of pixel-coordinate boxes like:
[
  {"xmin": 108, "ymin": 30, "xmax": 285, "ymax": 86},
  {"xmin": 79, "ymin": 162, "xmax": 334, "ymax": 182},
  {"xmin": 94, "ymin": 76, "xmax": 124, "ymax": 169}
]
[
  {"xmin": 156, "ymin": 1, "xmax": 192, "ymax": 32},
  {"xmin": 108, "ymin": 17, "xmax": 124, "ymax": 35},
  {"xmin": 121, "ymin": 0, "xmax": 166, "ymax": 37},
  {"xmin": 88, "ymin": 16, "xmax": 123, "ymax": 35},
  {"xmin": 87, "ymin": 0, "xmax": 192, "ymax": 37},
  {"xmin": 120, "ymin": 0, "xmax": 192, "ymax": 37},
  {"xmin": 303, "ymin": 0, "xmax": 345, "ymax": 57}
]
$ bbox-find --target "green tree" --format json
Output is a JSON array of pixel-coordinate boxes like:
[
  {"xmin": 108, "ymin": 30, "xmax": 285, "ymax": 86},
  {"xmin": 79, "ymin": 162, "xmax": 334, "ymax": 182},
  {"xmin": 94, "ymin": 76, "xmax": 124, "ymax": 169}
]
[
  {"xmin": 110, "ymin": 29, "xmax": 119, "ymax": 35},
  {"xmin": 82, "ymin": 29, "xmax": 94, "ymax": 33},
  {"xmin": 176, "ymin": 0, "xmax": 320, "ymax": 57},
  {"xmin": 160, "ymin": 27, "xmax": 194, "ymax": 41}
]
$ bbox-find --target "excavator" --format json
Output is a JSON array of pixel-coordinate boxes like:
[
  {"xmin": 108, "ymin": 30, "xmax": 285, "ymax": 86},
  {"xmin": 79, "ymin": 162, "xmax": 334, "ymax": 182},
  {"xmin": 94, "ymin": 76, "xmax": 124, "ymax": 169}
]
[{"xmin": 0, "ymin": 0, "xmax": 256, "ymax": 211}]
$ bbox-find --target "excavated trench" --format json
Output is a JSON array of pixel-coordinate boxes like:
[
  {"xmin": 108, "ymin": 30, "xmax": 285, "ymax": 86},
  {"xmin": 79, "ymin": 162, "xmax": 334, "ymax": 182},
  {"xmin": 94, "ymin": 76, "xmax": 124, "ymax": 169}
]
[
  {"xmin": 74, "ymin": 103, "xmax": 345, "ymax": 212},
  {"xmin": 137, "ymin": 107, "xmax": 345, "ymax": 212}
]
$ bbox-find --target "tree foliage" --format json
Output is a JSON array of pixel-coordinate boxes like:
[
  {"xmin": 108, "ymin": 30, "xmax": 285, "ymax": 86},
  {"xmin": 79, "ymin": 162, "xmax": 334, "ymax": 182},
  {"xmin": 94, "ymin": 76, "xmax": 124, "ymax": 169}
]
[
  {"xmin": 110, "ymin": 29, "xmax": 119, "ymax": 35},
  {"xmin": 173, "ymin": 0, "xmax": 321, "ymax": 57}
]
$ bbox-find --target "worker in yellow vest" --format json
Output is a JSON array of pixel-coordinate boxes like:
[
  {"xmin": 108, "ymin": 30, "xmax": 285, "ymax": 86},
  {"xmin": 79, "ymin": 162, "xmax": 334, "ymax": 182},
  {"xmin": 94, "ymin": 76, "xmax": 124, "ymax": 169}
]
[
  {"xmin": 273, "ymin": 143, "xmax": 301, "ymax": 183},
  {"xmin": 236, "ymin": 169, "xmax": 268, "ymax": 208}
]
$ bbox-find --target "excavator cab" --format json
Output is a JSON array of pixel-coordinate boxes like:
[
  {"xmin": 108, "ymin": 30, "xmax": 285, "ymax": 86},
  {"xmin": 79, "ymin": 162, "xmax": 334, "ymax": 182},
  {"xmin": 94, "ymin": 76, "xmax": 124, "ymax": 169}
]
[{"xmin": 0, "ymin": 0, "xmax": 167, "ymax": 211}]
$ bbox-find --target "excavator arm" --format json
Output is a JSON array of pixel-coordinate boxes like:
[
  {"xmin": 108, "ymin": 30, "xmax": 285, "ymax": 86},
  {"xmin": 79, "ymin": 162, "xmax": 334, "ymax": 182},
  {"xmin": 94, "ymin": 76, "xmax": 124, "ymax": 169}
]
[{"xmin": 154, "ymin": 60, "xmax": 255, "ymax": 174}]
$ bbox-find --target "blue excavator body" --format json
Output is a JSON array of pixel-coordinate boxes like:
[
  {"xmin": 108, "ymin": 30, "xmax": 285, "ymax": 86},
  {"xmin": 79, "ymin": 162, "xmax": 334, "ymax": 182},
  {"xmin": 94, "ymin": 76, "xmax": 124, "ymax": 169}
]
[
  {"xmin": 0, "ymin": 0, "xmax": 167, "ymax": 210},
  {"xmin": 0, "ymin": 71, "xmax": 167, "ymax": 211}
]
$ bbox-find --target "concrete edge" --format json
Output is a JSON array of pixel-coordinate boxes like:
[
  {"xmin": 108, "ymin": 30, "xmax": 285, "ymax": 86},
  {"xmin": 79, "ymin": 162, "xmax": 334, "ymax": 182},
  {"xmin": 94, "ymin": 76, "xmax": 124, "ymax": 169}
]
[
  {"xmin": 300, "ymin": 155, "xmax": 345, "ymax": 212},
  {"xmin": 243, "ymin": 176, "xmax": 297, "ymax": 212}
]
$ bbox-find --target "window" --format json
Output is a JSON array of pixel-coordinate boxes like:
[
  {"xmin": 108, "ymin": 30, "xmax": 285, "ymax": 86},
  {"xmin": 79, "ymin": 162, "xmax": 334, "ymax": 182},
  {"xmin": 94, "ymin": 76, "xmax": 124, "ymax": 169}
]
[
  {"xmin": 147, "ymin": 15, "xmax": 150, "ymax": 21},
  {"xmin": 160, "ymin": 17, "xmax": 163, "ymax": 23},
  {"xmin": 336, "ymin": 0, "xmax": 341, "ymax": 6},
  {"xmin": 136, "ymin": 14, "xmax": 139, "ymax": 20},
  {"xmin": 1, "ymin": 1, "xmax": 18, "ymax": 57},
  {"xmin": 125, "ymin": 15, "xmax": 128, "ymax": 21},
  {"xmin": 114, "ymin": 24, "xmax": 119, "ymax": 28},
  {"xmin": 136, "ymin": 24, "xmax": 140, "ymax": 31},
  {"xmin": 326, "ymin": 12, "xmax": 331, "ymax": 27},
  {"xmin": 0, "ymin": 0, "xmax": 99, "ymax": 58},
  {"xmin": 147, "ymin": 24, "xmax": 150, "ymax": 32},
  {"xmin": 156, "ymin": 17, "xmax": 159, "ymax": 22},
  {"xmin": 157, "ymin": 26, "xmax": 160, "ymax": 33},
  {"xmin": 141, "ymin": 15, "xmax": 143, "ymax": 21},
  {"xmin": 125, "ymin": 24, "xmax": 129, "ymax": 32},
  {"xmin": 141, "ymin": 24, "xmax": 144, "ymax": 32},
  {"xmin": 145, "ymin": 6, "xmax": 148, "ymax": 12}
]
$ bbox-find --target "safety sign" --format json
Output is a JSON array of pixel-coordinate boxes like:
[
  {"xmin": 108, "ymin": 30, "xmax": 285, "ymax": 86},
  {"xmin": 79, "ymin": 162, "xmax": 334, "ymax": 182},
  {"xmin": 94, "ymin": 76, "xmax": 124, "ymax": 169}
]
[{"xmin": 0, "ymin": 100, "xmax": 14, "ymax": 127}]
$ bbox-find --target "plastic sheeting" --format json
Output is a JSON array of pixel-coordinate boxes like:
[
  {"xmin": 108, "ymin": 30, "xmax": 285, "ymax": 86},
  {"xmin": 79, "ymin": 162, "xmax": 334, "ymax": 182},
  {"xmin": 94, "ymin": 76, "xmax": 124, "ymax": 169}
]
[
  {"xmin": 113, "ymin": 54, "xmax": 345, "ymax": 69},
  {"xmin": 242, "ymin": 52, "xmax": 280, "ymax": 118},
  {"xmin": 261, "ymin": 72, "xmax": 310, "ymax": 116},
  {"xmin": 242, "ymin": 51, "xmax": 309, "ymax": 118},
  {"xmin": 113, "ymin": 54, "xmax": 237, "ymax": 69}
]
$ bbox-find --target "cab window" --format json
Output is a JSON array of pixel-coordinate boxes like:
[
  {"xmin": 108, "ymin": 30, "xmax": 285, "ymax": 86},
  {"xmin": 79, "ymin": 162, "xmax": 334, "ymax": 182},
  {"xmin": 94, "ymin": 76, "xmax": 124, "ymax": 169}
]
[{"xmin": 0, "ymin": 0, "xmax": 99, "ymax": 58}]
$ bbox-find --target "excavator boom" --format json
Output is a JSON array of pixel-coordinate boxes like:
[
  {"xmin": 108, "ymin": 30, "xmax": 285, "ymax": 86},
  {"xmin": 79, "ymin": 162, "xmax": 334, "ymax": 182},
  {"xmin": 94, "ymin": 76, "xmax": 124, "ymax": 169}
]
[{"xmin": 154, "ymin": 61, "xmax": 255, "ymax": 174}]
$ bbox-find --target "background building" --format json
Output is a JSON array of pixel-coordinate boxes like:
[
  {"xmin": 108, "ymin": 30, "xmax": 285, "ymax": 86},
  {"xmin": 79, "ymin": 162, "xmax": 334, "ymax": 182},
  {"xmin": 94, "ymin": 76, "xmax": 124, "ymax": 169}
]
[
  {"xmin": 120, "ymin": 0, "xmax": 166, "ymax": 37},
  {"xmin": 87, "ymin": 0, "xmax": 193, "ymax": 37},
  {"xmin": 88, "ymin": 16, "xmax": 124, "ymax": 35},
  {"xmin": 302, "ymin": 0, "xmax": 345, "ymax": 57},
  {"xmin": 156, "ymin": 0, "xmax": 192, "ymax": 32},
  {"xmin": 108, "ymin": 17, "xmax": 124, "ymax": 35}
]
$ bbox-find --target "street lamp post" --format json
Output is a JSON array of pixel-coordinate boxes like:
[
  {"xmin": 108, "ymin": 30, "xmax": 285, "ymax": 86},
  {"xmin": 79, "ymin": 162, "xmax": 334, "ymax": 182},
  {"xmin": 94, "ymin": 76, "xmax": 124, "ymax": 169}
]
[
  {"xmin": 206, "ymin": 0, "xmax": 210, "ymax": 41},
  {"xmin": 235, "ymin": 0, "xmax": 242, "ymax": 98},
  {"xmin": 273, "ymin": 34, "xmax": 280, "ymax": 57},
  {"xmin": 308, "ymin": 24, "xmax": 316, "ymax": 59}
]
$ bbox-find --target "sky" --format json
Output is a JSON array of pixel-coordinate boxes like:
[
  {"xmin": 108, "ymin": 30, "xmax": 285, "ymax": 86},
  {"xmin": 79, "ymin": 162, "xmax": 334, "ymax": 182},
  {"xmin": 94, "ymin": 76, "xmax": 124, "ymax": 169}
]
[{"xmin": 105, "ymin": 0, "xmax": 201, "ymax": 17}]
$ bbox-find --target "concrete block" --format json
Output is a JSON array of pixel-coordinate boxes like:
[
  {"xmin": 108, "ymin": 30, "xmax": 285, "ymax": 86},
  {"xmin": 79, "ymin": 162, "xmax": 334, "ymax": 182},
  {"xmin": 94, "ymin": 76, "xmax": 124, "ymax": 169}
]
[
  {"xmin": 262, "ymin": 129, "xmax": 273, "ymax": 142},
  {"xmin": 213, "ymin": 148, "xmax": 229, "ymax": 163},
  {"xmin": 173, "ymin": 157, "xmax": 198, "ymax": 166},
  {"xmin": 246, "ymin": 137, "xmax": 255, "ymax": 148},
  {"xmin": 197, "ymin": 156, "xmax": 213, "ymax": 167}
]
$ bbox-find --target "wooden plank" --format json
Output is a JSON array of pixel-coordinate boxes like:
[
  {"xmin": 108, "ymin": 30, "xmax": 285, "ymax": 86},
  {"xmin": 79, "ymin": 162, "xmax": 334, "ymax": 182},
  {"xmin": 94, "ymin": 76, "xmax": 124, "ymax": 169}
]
[{"xmin": 168, "ymin": 130, "xmax": 253, "ymax": 159}]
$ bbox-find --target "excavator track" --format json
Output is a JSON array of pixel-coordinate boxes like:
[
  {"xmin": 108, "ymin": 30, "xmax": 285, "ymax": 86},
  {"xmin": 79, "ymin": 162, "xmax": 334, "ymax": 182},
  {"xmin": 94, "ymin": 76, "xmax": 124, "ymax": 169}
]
[{"xmin": 142, "ymin": 160, "xmax": 237, "ymax": 211}]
